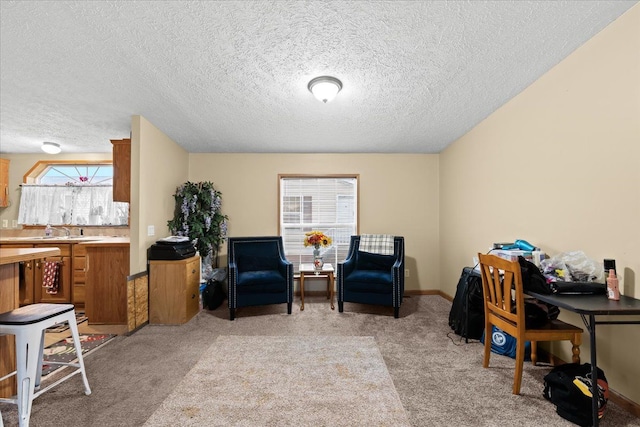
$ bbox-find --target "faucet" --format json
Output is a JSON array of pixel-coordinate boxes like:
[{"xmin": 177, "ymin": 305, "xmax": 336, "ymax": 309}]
[{"xmin": 50, "ymin": 226, "xmax": 71, "ymax": 237}]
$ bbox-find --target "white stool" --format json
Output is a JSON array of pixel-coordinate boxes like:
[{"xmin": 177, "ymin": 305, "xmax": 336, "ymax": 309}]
[{"xmin": 0, "ymin": 304, "xmax": 91, "ymax": 427}]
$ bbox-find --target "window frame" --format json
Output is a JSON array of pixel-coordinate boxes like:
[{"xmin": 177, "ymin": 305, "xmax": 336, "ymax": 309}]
[{"xmin": 23, "ymin": 160, "xmax": 113, "ymax": 184}]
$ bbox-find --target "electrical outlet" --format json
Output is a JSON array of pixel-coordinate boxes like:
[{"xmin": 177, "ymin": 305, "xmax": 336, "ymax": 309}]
[
  {"xmin": 1, "ymin": 219, "xmax": 7, "ymax": 228},
  {"xmin": 147, "ymin": 225, "xmax": 155, "ymax": 236},
  {"xmin": 405, "ymin": 269, "xmax": 410, "ymax": 278},
  {"xmin": 11, "ymin": 220, "xmax": 18, "ymax": 228}
]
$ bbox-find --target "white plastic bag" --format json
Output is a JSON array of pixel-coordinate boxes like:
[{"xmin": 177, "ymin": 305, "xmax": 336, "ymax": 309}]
[{"xmin": 540, "ymin": 251, "xmax": 603, "ymax": 283}]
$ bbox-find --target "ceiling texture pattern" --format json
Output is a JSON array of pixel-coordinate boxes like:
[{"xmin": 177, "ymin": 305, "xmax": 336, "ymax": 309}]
[{"xmin": 0, "ymin": 1, "xmax": 636, "ymax": 154}]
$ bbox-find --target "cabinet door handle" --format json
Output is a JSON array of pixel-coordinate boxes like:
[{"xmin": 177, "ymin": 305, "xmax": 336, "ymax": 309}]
[{"xmin": 192, "ymin": 269, "xmax": 196, "ymax": 274}]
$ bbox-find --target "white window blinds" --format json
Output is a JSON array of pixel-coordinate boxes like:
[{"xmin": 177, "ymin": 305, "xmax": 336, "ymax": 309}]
[{"xmin": 279, "ymin": 176, "xmax": 358, "ymax": 272}]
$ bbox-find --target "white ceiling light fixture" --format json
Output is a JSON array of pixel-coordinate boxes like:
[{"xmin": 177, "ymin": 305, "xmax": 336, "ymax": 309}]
[
  {"xmin": 308, "ymin": 76, "xmax": 343, "ymax": 103},
  {"xmin": 41, "ymin": 141, "xmax": 62, "ymax": 154}
]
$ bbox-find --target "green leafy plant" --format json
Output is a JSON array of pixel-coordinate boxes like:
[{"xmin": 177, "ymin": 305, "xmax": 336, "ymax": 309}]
[{"xmin": 167, "ymin": 181, "xmax": 228, "ymax": 266}]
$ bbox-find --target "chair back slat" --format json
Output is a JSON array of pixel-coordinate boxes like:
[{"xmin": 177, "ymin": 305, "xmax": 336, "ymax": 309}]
[{"xmin": 479, "ymin": 254, "xmax": 526, "ymax": 329}]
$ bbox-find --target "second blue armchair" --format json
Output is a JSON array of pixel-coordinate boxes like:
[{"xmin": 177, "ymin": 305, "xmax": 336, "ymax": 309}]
[{"xmin": 337, "ymin": 235, "xmax": 405, "ymax": 318}]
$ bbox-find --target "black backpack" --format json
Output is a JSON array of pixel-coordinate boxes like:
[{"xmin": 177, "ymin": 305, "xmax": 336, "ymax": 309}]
[
  {"xmin": 543, "ymin": 363, "xmax": 609, "ymax": 426},
  {"xmin": 518, "ymin": 256, "xmax": 551, "ymax": 294},
  {"xmin": 449, "ymin": 267, "xmax": 485, "ymax": 341},
  {"xmin": 202, "ymin": 278, "xmax": 226, "ymax": 310}
]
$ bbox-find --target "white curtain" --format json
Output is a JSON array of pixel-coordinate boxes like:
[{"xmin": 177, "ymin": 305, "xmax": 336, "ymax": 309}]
[{"xmin": 18, "ymin": 185, "xmax": 129, "ymax": 226}]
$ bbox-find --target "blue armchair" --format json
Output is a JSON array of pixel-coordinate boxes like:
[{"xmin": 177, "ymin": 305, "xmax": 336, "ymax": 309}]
[
  {"xmin": 337, "ymin": 235, "xmax": 405, "ymax": 318},
  {"xmin": 227, "ymin": 236, "xmax": 294, "ymax": 320}
]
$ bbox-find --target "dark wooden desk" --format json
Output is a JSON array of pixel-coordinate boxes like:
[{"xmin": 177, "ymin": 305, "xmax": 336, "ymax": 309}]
[{"xmin": 527, "ymin": 292, "xmax": 640, "ymax": 426}]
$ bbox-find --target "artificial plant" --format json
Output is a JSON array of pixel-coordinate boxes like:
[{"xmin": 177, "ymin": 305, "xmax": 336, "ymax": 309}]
[{"xmin": 167, "ymin": 181, "xmax": 228, "ymax": 267}]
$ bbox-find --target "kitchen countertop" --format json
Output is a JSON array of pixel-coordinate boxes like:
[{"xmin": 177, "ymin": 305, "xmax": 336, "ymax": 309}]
[
  {"xmin": 80, "ymin": 237, "xmax": 130, "ymax": 247},
  {"xmin": 0, "ymin": 247, "xmax": 62, "ymax": 264},
  {"xmin": 0, "ymin": 236, "xmax": 129, "ymax": 244}
]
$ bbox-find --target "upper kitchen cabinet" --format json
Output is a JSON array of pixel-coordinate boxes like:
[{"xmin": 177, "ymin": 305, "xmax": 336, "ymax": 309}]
[
  {"xmin": 111, "ymin": 138, "xmax": 131, "ymax": 203},
  {"xmin": 0, "ymin": 158, "xmax": 9, "ymax": 207}
]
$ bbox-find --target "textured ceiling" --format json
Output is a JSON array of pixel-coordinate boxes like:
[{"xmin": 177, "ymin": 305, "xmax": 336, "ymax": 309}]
[{"xmin": 0, "ymin": 1, "xmax": 636, "ymax": 154}]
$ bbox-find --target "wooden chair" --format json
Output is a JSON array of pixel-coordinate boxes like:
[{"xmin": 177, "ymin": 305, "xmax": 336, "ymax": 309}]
[{"xmin": 477, "ymin": 253, "xmax": 583, "ymax": 394}]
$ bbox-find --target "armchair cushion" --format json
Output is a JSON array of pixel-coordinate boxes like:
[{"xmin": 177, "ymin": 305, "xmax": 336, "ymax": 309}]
[
  {"xmin": 344, "ymin": 270, "xmax": 393, "ymax": 293},
  {"xmin": 237, "ymin": 270, "xmax": 287, "ymax": 294},
  {"xmin": 238, "ymin": 255, "xmax": 278, "ymax": 272},
  {"xmin": 356, "ymin": 250, "xmax": 395, "ymax": 271}
]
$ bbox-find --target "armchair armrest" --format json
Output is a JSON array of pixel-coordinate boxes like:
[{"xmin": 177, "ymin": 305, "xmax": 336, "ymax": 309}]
[
  {"xmin": 392, "ymin": 258, "xmax": 403, "ymax": 272},
  {"xmin": 339, "ymin": 250, "xmax": 357, "ymax": 277},
  {"xmin": 392, "ymin": 257, "xmax": 404, "ymax": 288},
  {"xmin": 228, "ymin": 261, "xmax": 238, "ymax": 275},
  {"xmin": 276, "ymin": 257, "xmax": 293, "ymax": 277}
]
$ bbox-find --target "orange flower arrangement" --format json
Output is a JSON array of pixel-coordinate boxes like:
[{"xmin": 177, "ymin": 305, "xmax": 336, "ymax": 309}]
[{"xmin": 303, "ymin": 231, "xmax": 332, "ymax": 249}]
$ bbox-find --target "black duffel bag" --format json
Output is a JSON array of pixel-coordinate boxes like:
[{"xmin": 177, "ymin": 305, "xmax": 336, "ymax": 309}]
[{"xmin": 543, "ymin": 363, "xmax": 609, "ymax": 426}]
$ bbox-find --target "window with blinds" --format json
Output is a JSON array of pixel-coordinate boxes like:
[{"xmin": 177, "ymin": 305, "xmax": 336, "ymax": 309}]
[{"xmin": 279, "ymin": 175, "xmax": 358, "ymax": 272}]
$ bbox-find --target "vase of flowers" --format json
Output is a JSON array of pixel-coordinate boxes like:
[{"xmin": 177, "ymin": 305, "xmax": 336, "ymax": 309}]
[
  {"xmin": 303, "ymin": 231, "xmax": 332, "ymax": 270},
  {"xmin": 167, "ymin": 181, "xmax": 229, "ymax": 269}
]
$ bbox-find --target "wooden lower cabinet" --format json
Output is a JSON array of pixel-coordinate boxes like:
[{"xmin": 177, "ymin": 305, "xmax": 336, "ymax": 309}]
[
  {"xmin": 0, "ymin": 243, "xmax": 71, "ymax": 305},
  {"xmin": 0, "ymin": 244, "xmax": 37, "ymax": 305},
  {"xmin": 82, "ymin": 240, "xmax": 145, "ymax": 331},
  {"xmin": 72, "ymin": 243, "xmax": 87, "ymax": 309},
  {"xmin": 149, "ymin": 255, "xmax": 200, "ymax": 325},
  {"xmin": 84, "ymin": 242, "xmax": 130, "ymax": 324},
  {"xmin": 33, "ymin": 243, "xmax": 72, "ymax": 303}
]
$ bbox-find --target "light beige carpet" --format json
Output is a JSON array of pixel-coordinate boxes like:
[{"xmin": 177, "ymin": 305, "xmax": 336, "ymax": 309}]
[{"xmin": 143, "ymin": 335, "xmax": 411, "ymax": 427}]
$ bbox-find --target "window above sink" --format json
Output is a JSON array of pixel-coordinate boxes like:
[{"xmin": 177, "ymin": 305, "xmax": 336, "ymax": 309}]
[{"xmin": 18, "ymin": 160, "xmax": 129, "ymax": 227}]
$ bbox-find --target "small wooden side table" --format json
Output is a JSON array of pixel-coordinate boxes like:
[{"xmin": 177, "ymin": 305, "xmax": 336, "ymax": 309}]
[{"xmin": 299, "ymin": 263, "xmax": 335, "ymax": 311}]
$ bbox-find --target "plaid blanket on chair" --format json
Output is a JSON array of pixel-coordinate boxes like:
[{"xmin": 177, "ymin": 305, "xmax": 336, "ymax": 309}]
[{"xmin": 359, "ymin": 234, "xmax": 395, "ymax": 255}]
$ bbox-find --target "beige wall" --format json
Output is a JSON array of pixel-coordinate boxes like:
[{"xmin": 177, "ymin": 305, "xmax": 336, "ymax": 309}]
[
  {"xmin": 188, "ymin": 153, "xmax": 440, "ymax": 291},
  {"xmin": 0, "ymin": 153, "xmax": 112, "ymax": 234},
  {"xmin": 440, "ymin": 5, "xmax": 639, "ymax": 403},
  {"xmin": 130, "ymin": 115, "xmax": 189, "ymax": 273}
]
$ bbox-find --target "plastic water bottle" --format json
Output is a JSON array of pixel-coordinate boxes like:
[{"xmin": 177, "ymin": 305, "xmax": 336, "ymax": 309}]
[{"xmin": 607, "ymin": 269, "xmax": 620, "ymax": 301}]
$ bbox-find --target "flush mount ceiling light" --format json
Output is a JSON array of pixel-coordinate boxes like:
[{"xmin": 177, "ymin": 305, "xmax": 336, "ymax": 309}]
[
  {"xmin": 41, "ymin": 141, "xmax": 61, "ymax": 154},
  {"xmin": 308, "ymin": 76, "xmax": 342, "ymax": 103}
]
